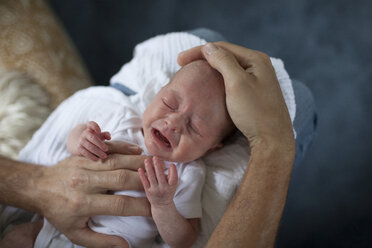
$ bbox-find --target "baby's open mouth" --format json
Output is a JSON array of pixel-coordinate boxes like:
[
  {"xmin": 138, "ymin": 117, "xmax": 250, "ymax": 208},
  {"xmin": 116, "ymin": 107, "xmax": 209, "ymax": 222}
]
[{"xmin": 154, "ymin": 129, "xmax": 171, "ymax": 148}]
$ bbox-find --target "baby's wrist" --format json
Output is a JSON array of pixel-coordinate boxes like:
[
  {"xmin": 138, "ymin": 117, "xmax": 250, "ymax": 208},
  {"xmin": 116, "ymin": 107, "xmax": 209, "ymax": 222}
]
[{"xmin": 151, "ymin": 201, "xmax": 176, "ymax": 213}]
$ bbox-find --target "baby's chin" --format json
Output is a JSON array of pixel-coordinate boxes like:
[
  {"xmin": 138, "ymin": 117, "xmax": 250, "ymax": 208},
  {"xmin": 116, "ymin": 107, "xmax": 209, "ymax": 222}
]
[{"xmin": 144, "ymin": 137, "xmax": 172, "ymax": 161}]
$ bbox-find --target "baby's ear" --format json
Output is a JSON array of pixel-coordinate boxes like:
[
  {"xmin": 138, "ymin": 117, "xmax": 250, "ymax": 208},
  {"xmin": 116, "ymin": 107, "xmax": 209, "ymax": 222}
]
[{"xmin": 207, "ymin": 142, "xmax": 224, "ymax": 153}]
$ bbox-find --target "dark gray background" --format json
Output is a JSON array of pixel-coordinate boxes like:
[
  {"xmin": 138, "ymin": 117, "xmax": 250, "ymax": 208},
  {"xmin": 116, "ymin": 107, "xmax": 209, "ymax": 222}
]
[{"xmin": 48, "ymin": 0, "xmax": 372, "ymax": 247}]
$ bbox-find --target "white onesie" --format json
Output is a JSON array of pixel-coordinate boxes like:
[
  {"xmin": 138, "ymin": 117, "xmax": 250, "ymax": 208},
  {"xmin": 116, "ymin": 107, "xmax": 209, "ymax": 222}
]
[{"xmin": 18, "ymin": 86, "xmax": 206, "ymax": 248}]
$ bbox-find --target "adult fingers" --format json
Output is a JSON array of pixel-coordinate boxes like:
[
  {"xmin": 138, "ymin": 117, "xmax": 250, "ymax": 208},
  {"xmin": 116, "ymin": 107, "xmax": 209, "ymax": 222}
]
[
  {"xmin": 201, "ymin": 43, "xmax": 248, "ymax": 85},
  {"xmin": 106, "ymin": 140, "xmax": 142, "ymax": 155},
  {"xmin": 178, "ymin": 41, "xmax": 269, "ymax": 75},
  {"xmin": 177, "ymin": 45, "xmax": 204, "ymax": 66},
  {"xmin": 81, "ymin": 153, "xmax": 147, "ymax": 170},
  {"xmin": 106, "ymin": 154, "xmax": 148, "ymax": 170},
  {"xmin": 71, "ymin": 227, "xmax": 128, "ymax": 248},
  {"xmin": 88, "ymin": 169, "xmax": 143, "ymax": 192},
  {"xmin": 213, "ymin": 41, "xmax": 268, "ymax": 71},
  {"xmin": 88, "ymin": 194, "xmax": 151, "ymax": 217}
]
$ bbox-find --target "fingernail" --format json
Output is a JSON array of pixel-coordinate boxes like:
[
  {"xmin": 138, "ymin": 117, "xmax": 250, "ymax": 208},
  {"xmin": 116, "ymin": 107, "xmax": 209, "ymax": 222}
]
[
  {"xmin": 204, "ymin": 43, "xmax": 218, "ymax": 55},
  {"xmin": 129, "ymin": 145, "xmax": 142, "ymax": 153}
]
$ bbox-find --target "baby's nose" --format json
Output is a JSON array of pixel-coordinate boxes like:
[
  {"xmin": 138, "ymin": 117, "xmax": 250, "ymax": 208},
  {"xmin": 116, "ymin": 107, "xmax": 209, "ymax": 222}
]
[{"xmin": 164, "ymin": 116, "xmax": 182, "ymax": 133}]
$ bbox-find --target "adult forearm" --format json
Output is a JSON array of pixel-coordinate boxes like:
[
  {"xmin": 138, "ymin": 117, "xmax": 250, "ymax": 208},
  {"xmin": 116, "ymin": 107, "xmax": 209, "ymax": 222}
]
[
  {"xmin": 206, "ymin": 138, "xmax": 295, "ymax": 248},
  {"xmin": 0, "ymin": 156, "xmax": 42, "ymax": 213}
]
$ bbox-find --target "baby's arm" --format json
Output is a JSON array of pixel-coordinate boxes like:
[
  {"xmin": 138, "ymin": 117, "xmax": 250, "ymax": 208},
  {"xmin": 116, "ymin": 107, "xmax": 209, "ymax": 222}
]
[
  {"xmin": 138, "ymin": 157, "xmax": 198, "ymax": 248},
  {"xmin": 0, "ymin": 219, "xmax": 43, "ymax": 248},
  {"xmin": 67, "ymin": 121, "xmax": 111, "ymax": 161}
]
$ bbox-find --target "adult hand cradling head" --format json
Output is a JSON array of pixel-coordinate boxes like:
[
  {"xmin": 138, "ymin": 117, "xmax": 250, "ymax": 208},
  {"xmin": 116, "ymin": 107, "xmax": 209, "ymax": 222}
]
[{"xmin": 178, "ymin": 42, "xmax": 295, "ymax": 151}]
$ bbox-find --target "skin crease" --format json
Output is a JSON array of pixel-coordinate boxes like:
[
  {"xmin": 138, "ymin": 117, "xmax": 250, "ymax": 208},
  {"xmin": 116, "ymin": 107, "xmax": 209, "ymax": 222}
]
[{"xmin": 142, "ymin": 60, "xmax": 234, "ymax": 163}]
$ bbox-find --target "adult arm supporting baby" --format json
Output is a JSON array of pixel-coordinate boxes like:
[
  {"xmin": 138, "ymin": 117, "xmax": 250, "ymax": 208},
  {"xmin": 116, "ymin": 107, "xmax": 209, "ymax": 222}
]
[
  {"xmin": 178, "ymin": 42, "xmax": 296, "ymax": 248},
  {"xmin": 0, "ymin": 141, "xmax": 151, "ymax": 248}
]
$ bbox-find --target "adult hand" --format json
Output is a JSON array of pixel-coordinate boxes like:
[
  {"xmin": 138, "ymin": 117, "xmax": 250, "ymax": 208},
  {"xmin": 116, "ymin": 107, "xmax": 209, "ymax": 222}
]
[
  {"xmin": 178, "ymin": 42, "xmax": 296, "ymax": 248},
  {"xmin": 32, "ymin": 141, "xmax": 150, "ymax": 248},
  {"xmin": 178, "ymin": 42, "xmax": 294, "ymax": 150}
]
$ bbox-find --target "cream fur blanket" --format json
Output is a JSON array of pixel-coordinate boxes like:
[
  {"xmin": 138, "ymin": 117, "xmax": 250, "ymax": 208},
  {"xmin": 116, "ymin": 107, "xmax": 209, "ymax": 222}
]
[{"xmin": 0, "ymin": 70, "xmax": 51, "ymax": 159}]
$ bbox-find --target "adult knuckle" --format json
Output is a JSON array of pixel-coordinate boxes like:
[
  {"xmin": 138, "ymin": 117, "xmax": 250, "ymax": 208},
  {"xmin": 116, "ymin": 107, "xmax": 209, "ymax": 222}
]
[
  {"xmin": 256, "ymin": 51, "xmax": 270, "ymax": 63},
  {"xmin": 69, "ymin": 194, "xmax": 87, "ymax": 212},
  {"xmin": 107, "ymin": 155, "xmax": 118, "ymax": 170},
  {"xmin": 68, "ymin": 171, "xmax": 88, "ymax": 189},
  {"xmin": 114, "ymin": 196, "xmax": 127, "ymax": 214},
  {"xmin": 117, "ymin": 170, "xmax": 128, "ymax": 185}
]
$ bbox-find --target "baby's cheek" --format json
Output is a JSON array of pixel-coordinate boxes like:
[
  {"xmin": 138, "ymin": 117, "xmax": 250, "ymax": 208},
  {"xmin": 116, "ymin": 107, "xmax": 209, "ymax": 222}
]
[{"xmin": 176, "ymin": 146, "xmax": 202, "ymax": 163}]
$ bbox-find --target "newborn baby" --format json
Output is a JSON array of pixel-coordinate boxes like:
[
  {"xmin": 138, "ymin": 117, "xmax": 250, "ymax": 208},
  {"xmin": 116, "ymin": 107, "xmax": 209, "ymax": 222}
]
[{"xmin": 17, "ymin": 60, "xmax": 235, "ymax": 248}]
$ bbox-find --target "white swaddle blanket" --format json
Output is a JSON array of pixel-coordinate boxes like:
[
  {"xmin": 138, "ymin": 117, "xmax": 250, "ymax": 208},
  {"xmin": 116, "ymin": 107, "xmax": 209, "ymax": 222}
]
[{"xmin": 110, "ymin": 32, "xmax": 296, "ymax": 247}]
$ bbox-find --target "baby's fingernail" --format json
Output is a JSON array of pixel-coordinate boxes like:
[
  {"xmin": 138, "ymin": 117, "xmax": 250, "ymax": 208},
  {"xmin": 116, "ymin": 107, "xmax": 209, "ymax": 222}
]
[{"xmin": 204, "ymin": 43, "xmax": 218, "ymax": 55}]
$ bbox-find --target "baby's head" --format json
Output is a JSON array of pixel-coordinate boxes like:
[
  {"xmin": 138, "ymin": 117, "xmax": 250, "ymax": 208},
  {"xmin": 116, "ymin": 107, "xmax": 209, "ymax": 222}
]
[{"xmin": 142, "ymin": 60, "xmax": 235, "ymax": 162}]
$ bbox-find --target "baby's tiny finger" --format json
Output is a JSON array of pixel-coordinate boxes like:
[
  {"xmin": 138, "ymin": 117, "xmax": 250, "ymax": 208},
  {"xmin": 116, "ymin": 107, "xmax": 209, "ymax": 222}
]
[
  {"xmin": 153, "ymin": 157, "xmax": 167, "ymax": 185},
  {"xmin": 80, "ymin": 146, "xmax": 99, "ymax": 161},
  {"xmin": 100, "ymin": 131, "xmax": 111, "ymax": 140},
  {"xmin": 145, "ymin": 158, "xmax": 158, "ymax": 186},
  {"xmin": 87, "ymin": 121, "xmax": 101, "ymax": 134},
  {"xmin": 168, "ymin": 164, "xmax": 178, "ymax": 186},
  {"xmin": 138, "ymin": 168, "xmax": 150, "ymax": 190},
  {"xmin": 86, "ymin": 131, "xmax": 108, "ymax": 152},
  {"xmin": 81, "ymin": 139, "xmax": 107, "ymax": 159}
]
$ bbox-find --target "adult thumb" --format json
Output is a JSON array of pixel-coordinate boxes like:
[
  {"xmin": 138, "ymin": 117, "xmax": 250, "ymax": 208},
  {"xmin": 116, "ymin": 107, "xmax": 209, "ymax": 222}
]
[{"xmin": 201, "ymin": 43, "xmax": 245, "ymax": 83}]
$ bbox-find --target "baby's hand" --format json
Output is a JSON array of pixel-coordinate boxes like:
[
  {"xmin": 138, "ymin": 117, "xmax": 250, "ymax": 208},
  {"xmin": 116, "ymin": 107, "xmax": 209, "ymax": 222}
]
[
  {"xmin": 138, "ymin": 157, "xmax": 178, "ymax": 207},
  {"xmin": 76, "ymin": 121, "xmax": 111, "ymax": 161}
]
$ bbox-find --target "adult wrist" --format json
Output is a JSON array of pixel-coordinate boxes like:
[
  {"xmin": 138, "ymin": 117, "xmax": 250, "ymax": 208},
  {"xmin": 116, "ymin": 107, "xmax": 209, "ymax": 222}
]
[
  {"xmin": 0, "ymin": 158, "xmax": 45, "ymax": 214},
  {"xmin": 249, "ymin": 132, "xmax": 296, "ymax": 169},
  {"xmin": 23, "ymin": 164, "xmax": 48, "ymax": 214}
]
